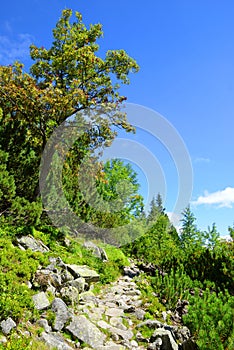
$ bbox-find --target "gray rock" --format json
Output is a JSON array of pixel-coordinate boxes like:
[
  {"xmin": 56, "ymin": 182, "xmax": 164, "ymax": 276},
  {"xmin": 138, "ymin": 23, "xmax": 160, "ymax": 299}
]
[
  {"xmin": 61, "ymin": 270, "xmax": 74, "ymax": 284},
  {"xmin": 40, "ymin": 331, "xmax": 73, "ymax": 350},
  {"xmin": 96, "ymin": 342, "xmax": 126, "ymax": 350},
  {"xmin": 105, "ymin": 307, "xmax": 124, "ymax": 318},
  {"xmin": 136, "ymin": 319, "xmax": 164, "ymax": 329},
  {"xmin": 50, "ymin": 273, "xmax": 62, "ymax": 288},
  {"xmin": 108, "ymin": 325, "xmax": 134, "ymax": 341},
  {"xmin": 83, "ymin": 241, "xmax": 108, "ymax": 261},
  {"xmin": 97, "ymin": 320, "xmax": 111, "ymax": 330},
  {"xmin": 130, "ymin": 339, "xmax": 139, "ymax": 348},
  {"xmin": 66, "ymin": 277, "xmax": 86, "ymax": 292},
  {"xmin": 66, "ymin": 315, "xmax": 106, "ymax": 348},
  {"xmin": 0, "ymin": 318, "xmax": 16, "ymax": 335},
  {"xmin": 0, "ymin": 335, "xmax": 7, "ymax": 344},
  {"xmin": 87, "ymin": 306, "xmax": 106, "ymax": 321},
  {"xmin": 60, "ymin": 286, "xmax": 79, "ymax": 305},
  {"xmin": 182, "ymin": 339, "xmax": 199, "ymax": 350},
  {"xmin": 51, "ymin": 298, "xmax": 70, "ymax": 331},
  {"xmin": 79, "ymin": 290, "xmax": 96, "ymax": 303},
  {"xmin": 16, "ymin": 235, "xmax": 49, "ymax": 253},
  {"xmin": 148, "ymin": 338, "xmax": 163, "ymax": 350},
  {"xmin": 66, "ymin": 264, "xmax": 100, "ymax": 283},
  {"xmin": 37, "ymin": 319, "xmax": 52, "ymax": 333},
  {"xmin": 151, "ymin": 328, "xmax": 178, "ymax": 350},
  {"xmin": 136, "ymin": 331, "xmax": 146, "ymax": 342},
  {"xmin": 123, "ymin": 266, "xmax": 139, "ymax": 278},
  {"xmin": 32, "ymin": 292, "xmax": 50, "ymax": 310},
  {"xmin": 99, "ymin": 247, "xmax": 108, "ymax": 261},
  {"xmin": 173, "ymin": 326, "xmax": 191, "ymax": 343},
  {"xmin": 109, "ymin": 317, "xmax": 127, "ymax": 330},
  {"xmin": 134, "ymin": 308, "xmax": 146, "ymax": 320},
  {"xmin": 46, "ymin": 284, "xmax": 56, "ymax": 295}
]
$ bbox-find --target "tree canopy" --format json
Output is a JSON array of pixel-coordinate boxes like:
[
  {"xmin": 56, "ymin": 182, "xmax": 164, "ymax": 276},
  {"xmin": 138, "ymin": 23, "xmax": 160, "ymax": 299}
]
[{"xmin": 0, "ymin": 9, "xmax": 140, "ymax": 226}]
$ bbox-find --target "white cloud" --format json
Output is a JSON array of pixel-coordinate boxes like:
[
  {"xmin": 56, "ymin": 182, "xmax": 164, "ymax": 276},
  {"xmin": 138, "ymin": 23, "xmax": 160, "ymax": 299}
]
[
  {"xmin": 192, "ymin": 187, "xmax": 234, "ymax": 208},
  {"xmin": 0, "ymin": 33, "xmax": 33, "ymax": 64}
]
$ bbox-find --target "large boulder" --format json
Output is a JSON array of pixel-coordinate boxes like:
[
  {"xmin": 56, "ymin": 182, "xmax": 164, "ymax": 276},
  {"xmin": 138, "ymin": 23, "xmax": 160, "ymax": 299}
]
[
  {"xmin": 51, "ymin": 298, "xmax": 70, "ymax": 331},
  {"xmin": 66, "ymin": 315, "xmax": 106, "ymax": 349},
  {"xmin": 182, "ymin": 339, "xmax": 199, "ymax": 350},
  {"xmin": 32, "ymin": 292, "xmax": 50, "ymax": 310},
  {"xmin": 16, "ymin": 235, "xmax": 49, "ymax": 253},
  {"xmin": 40, "ymin": 332, "xmax": 74, "ymax": 350},
  {"xmin": 151, "ymin": 328, "xmax": 178, "ymax": 350},
  {"xmin": 66, "ymin": 264, "xmax": 100, "ymax": 283}
]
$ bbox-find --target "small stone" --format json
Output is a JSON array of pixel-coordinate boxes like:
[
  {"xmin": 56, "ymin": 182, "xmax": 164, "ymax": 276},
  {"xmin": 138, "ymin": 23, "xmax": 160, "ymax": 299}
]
[
  {"xmin": 66, "ymin": 277, "xmax": 86, "ymax": 292},
  {"xmin": 110, "ymin": 317, "xmax": 127, "ymax": 330},
  {"xmin": 130, "ymin": 340, "xmax": 139, "ymax": 348},
  {"xmin": 37, "ymin": 319, "xmax": 51, "ymax": 333},
  {"xmin": 32, "ymin": 292, "xmax": 50, "ymax": 310},
  {"xmin": 60, "ymin": 286, "xmax": 79, "ymax": 305},
  {"xmin": 162, "ymin": 311, "xmax": 167, "ymax": 321},
  {"xmin": 134, "ymin": 309, "xmax": 146, "ymax": 320},
  {"xmin": 0, "ymin": 335, "xmax": 7, "ymax": 344},
  {"xmin": 111, "ymin": 333, "xmax": 119, "ymax": 341},
  {"xmin": 105, "ymin": 308, "xmax": 124, "ymax": 317},
  {"xmin": 0, "ymin": 318, "xmax": 16, "ymax": 335},
  {"xmin": 61, "ymin": 270, "xmax": 74, "ymax": 284},
  {"xmin": 97, "ymin": 320, "xmax": 110, "ymax": 330}
]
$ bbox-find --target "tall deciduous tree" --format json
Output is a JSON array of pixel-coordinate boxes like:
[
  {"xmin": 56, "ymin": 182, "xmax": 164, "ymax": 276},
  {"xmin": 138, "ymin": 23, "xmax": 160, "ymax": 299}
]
[{"xmin": 0, "ymin": 9, "xmax": 139, "ymax": 224}]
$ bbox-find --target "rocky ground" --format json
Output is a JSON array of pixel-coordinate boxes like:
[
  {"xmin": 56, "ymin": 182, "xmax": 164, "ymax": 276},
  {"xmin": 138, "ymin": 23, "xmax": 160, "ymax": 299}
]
[{"xmin": 0, "ymin": 236, "xmax": 198, "ymax": 350}]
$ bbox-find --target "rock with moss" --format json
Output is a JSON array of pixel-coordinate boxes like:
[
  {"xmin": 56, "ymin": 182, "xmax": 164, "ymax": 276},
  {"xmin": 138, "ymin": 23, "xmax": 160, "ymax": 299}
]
[
  {"xmin": 39, "ymin": 331, "xmax": 74, "ymax": 350},
  {"xmin": 83, "ymin": 241, "xmax": 108, "ymax": 261},
  {"xmin": 66, "ymin": 315, "xmax": 106, "ymax": 348},
  {"xmin": 59, "ymin": 286, "xmax": 79, "ymax": 305},
  {"xmin": 66, "ymin": 264, "xmax": 100, "ymax": 283},
  {"xmin": 51, "ymin": 298, "xmax": 70, "ymax": 331},
  {"xmin": 32, "ymin": 292, "xmax": 50, "ymax": 310},
  {"xmin": 0, "ymin": 318, "xmax": 16, "ymax": 335},
  {"xmin": 16, "ymin": 235, "xmax": 49, "ymax": 253}
]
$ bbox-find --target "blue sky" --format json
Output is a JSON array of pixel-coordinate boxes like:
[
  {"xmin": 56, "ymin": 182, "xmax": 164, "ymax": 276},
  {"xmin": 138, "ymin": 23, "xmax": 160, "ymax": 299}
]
[{"xmin": 1, "ymin": 0, "xmax": 234, "ymax": 236}]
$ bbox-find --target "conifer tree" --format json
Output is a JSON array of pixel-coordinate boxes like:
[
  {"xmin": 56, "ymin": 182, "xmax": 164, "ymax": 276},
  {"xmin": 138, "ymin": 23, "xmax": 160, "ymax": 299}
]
[
  {"xmin": 180, "ymin": 206, "xmax": 200, "ymax": 248},
  {"xmin": 147, "ymin": 193, "xmax": 164, "ymax": 223}
]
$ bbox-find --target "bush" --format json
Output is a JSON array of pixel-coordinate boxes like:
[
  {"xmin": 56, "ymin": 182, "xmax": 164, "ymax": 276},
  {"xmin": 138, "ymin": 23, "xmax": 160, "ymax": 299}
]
[{"xmin": 183, "ymin": 288, "xmax": 234, "ymax": 349}]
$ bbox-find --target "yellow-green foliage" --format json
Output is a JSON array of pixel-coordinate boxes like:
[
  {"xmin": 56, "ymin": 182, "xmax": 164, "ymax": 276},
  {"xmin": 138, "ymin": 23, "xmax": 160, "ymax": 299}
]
[
  {"xmin": 135, "ymin": 274, "xmax": 166, "ymax": 318},
  {"xmin": 183, "ymin": 288, "xmax": 234, "ymax": 350},
  {"xmin": 0, "ymin": 332, "xmax": 55, "ymax": 350},
  {"xmin": 31, "ymin": 227, "xmax": 130, "ymax": 284},
  {"xmin": 0, "ymin": 228, "xmax": 48, "ymax": 321}
]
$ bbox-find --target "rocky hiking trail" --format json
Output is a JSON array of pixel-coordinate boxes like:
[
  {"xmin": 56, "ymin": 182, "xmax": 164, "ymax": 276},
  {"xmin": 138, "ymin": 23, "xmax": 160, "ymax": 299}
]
[{"xmin": 0, "ymin": 236, "xmax": 198, "ymax": 350}]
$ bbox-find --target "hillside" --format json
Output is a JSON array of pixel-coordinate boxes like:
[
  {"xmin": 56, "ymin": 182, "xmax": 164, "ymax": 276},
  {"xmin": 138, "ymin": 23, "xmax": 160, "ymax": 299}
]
[
  {"xmin": 0, "ymin": 8, "xmax": 233, "ymax": 350},
  {"xmin": 0, "ymin": 225, "xmax": 233, "ymax": 350}
]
